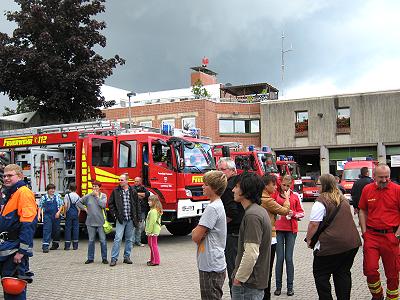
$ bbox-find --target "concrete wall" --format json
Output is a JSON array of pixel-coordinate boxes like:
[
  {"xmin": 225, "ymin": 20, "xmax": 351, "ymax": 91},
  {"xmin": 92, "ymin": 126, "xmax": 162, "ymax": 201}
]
[{"xmin": 261, "ymin": 90, "xmax": 400, "ymax": 150}]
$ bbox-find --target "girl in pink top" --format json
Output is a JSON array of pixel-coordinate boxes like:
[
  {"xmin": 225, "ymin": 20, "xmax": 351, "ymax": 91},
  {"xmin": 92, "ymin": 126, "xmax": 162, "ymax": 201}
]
[{"xmin": 274, "ymin": 175, "xmax": 304, "ymax": 297}]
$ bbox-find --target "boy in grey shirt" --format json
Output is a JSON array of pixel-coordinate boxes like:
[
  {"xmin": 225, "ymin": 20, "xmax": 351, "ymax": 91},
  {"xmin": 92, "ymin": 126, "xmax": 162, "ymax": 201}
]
[{"xmin": 192, "ymin": 171, "xmax": 227, "ymax": 300}]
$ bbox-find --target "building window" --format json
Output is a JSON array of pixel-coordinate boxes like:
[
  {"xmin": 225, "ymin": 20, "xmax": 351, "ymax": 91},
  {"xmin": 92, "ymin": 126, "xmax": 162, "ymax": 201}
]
[
  {"xmin": 295, "ymin": 111, "xmax": 308, "ymax": 136},
  {"xmin": 337, "ymin": 107, "xmax": 350, "ymax": 133},
  {"xmin": 182, "ymin": 117, "xmax": 196, "ymax": 130},
  {"xmin": 161, "ymin": 119, "xmax": 175, "ymax": 127},
  {"xmin": 219, "ymin": 119, "xmax": 260, "ymax": 134},
  {"xmin": 139, "ymin": 121, "xmax": 152, "ymax": 127}
]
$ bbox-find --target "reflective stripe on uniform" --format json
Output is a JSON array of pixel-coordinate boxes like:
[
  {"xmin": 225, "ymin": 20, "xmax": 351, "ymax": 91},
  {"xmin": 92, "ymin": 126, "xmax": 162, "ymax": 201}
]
[
  {"xmin": 368, "ymin": 281, "xmax": 382, "ymax": 288},
  {"xmin": 0, "ymin": 249, "xmax": 18, "ymax": 257},
  {"xmin": 387, "ymin": 288, "xmax": 399, "ymax": 296},
  {"xmin": 19, "ymin": 243, "xmax": 29, "ymax": 250}
]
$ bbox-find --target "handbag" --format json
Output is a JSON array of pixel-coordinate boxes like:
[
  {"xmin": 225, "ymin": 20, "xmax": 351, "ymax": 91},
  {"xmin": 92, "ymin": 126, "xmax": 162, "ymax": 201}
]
[
  {"xmin": 102, "ymin": 209, "xmax": 113, "ymax": 234},
  {"xmin": 306, "ymin": 200, "xmax": 343, "ymax": 248}
]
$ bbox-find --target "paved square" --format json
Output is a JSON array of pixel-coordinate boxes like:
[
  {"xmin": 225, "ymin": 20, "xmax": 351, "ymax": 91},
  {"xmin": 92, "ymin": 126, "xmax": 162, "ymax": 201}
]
[{"xmin": 19, "ymin": 202, "xmax": 378, "ymax": 299}]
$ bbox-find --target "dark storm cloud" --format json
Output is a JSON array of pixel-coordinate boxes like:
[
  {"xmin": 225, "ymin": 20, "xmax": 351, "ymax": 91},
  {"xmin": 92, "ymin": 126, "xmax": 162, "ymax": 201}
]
[{"xmin": 1, "ymin": 0, "xmax": 400, "ymax": 111}]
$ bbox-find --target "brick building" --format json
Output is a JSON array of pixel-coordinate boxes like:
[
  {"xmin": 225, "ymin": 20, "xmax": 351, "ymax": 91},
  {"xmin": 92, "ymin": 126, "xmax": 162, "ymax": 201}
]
[{"xmin": 103, "ymin": 65, "xmax": 278, "ymax": 149}]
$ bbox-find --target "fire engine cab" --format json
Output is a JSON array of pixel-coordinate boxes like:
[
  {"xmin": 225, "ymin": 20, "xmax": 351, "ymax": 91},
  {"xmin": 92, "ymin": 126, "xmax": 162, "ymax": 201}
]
[
  {"xmin": 212, "ymin": 143, "xmax": 279, "ymax": 177},
  {"xmin": 0, "ymin": 121, "xmax": 215, "ymax": 236},
  {"xmin": 276, "ymin": 155, "xmax": 303, "ymax": 201},
  {"xmin": 340, "ymin": 157, "xmax": 378, "ymax": 202}
]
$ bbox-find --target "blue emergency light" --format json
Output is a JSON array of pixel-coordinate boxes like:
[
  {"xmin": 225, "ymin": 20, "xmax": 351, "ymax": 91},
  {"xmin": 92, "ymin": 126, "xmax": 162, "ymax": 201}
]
[
  {"xmin": 279, "ymin": 155, "xmax": 286, "ymax": 161},
  {"xmin": 262, "ymin": 145, "xmax": 270, "ymax": 152},
  {"xmin": 287, "ymin": 155, "xmax": 294, "ymax": 161},
  {"xmin": 161, "ymin": 124, "xmax": 173, "ymax": 136},
  {"xmin": 248, "ymin": 145, "xmax": 255, "ymax": 151}
]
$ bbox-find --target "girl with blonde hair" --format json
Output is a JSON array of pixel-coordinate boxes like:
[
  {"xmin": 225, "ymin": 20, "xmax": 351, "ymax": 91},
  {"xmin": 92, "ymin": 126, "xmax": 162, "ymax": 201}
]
[{"xmin": 145, "ymin": 195, "xmax": 163, "ymax": 266}]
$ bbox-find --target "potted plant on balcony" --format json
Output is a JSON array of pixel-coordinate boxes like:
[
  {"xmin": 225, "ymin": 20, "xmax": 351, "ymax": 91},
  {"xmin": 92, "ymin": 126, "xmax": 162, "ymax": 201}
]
[
  {"xmin": 336, "ymin": 117, "xmax": 351, "ymax": 134},
  {"xmin": 295, "ymin": 119, "xmax": 308, "ymax": 137}
]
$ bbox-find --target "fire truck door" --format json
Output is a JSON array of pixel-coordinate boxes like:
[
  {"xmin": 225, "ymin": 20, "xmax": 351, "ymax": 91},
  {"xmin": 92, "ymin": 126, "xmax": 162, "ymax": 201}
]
[
  {"xmin": 148, "ymin": 138, "xmax": 177, "ymax": 204},
  {"xmin": 86, "ymin": 136, "xmax": 116, "ymax": 196},
  {"xmin": 115, "ymin": 137, "xmax": 139, "ymax": 184}
]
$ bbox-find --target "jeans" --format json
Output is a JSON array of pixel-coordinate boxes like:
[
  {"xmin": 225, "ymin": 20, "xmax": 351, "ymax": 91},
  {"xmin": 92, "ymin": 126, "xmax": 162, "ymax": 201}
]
[
  {"xmin": 111, "ymin": 219, "xmax": 134, "ymax": 260},
  {"xmin": 275, "ymin": 231, "xmax": 297, "ymax": 290},
  {"xmin": 87, "ymin": 225, "xmax": 107, "ymax": 260},
  {"xmin": 225, "ymin": 233, "xmax": 239, "ymax": 294},
  {"xmin": 232, "ymin": 285, "xmax": 264, "ymax": 300},
  {"xmin": 313, "ymin": 248, "xmax": 358, "ymax": 300},
  {"xmin": 134, "ymin": 212, "xmax": 146, "ymax": 244},
  {"xmin": 263, "ymin": 243, "xmax": 276, "ymax": 300}
]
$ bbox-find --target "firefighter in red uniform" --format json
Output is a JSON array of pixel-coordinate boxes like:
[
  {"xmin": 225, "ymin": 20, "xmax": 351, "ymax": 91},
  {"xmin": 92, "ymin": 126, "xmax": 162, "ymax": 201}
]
[
  {"xmin": 0, "ymin": 164, "xmax": 38, "ymax": 300},
  {"xmin": 359, "ymin": 164, "xmax": 400, "ymax": 300}
]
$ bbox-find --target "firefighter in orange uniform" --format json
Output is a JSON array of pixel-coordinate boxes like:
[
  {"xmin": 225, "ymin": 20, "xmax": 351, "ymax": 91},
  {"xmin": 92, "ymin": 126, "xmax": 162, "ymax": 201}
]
[
  {"xmin": 359, "ymin": 164, "xmax": 400, "ymax": 300},
  {"xmin": 0, "ymin": 164, "xmax": 38, "ymax": 300}
]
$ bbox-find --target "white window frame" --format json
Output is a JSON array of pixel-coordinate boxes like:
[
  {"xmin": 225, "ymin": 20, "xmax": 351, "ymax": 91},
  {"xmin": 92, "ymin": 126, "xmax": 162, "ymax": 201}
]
[
  {"xmin": 182, "ymin": 117, "xmax": 196, "ymax": 130},
  {"xmin": 161, "ymin": 119, "xmax": 175, "ymax": 127},
  {"xmin": 139, "ymin": 121, "xmax": 152, "ymax": 127}
]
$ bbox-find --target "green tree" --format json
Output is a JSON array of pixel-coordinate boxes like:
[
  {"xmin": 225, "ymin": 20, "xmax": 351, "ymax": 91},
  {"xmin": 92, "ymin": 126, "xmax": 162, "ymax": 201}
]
[
  {"xmin": 2, "ymin": 99, "xmax": 31, "ymax": 116},
  {"xmin": 0, "ymin": 0, "xmax": 125, "ymax": 123},
  {"xmin": 191, "ymin": 79, "xmax": 211, "ymax": 99}
]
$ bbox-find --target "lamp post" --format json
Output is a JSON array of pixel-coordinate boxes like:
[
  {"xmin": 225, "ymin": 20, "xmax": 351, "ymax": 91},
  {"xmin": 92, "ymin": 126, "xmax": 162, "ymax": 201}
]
[{"xmin": 126, "ymin": 92, "xmax": 136, "ymax": 129}]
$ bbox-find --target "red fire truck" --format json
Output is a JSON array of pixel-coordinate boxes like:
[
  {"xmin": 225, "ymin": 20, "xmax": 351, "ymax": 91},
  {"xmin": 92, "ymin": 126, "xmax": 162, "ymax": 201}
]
[
  {"xmin": 212, "ymin": 143, "xmax": 280, "ymax": 177},
  {"xmin": 276, "ymin": 155, "xmax": 303, "ymax": 201},
  {"xmin": 340, "ymin": 158, "xmax": 378, "ymax": 202},
  {"xmin": 0, "ymin": 121, "xmax": 215, "ymax": 236}
]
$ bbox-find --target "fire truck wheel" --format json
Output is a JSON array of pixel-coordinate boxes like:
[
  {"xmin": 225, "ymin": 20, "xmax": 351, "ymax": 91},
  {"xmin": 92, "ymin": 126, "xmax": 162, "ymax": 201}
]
[{"xmin": 166, "ymin": 222, "xmax": 196, "ymax": 236}]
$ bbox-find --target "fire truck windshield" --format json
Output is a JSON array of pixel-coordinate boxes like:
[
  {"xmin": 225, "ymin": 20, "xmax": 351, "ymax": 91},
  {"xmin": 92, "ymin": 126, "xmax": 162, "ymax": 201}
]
[
  {"xmin": 258, "ymin": 153, "xmax": 278, "ymax": 174},
  {"xmin": 288, "ymin": 163, "xmax": 300, "ymax": 179},
  {"xmin": 183, "ymin": 142, "xmax": 215, "ymax": 173},
  {"xmin": 343, "ymin": 168, "xmax": 372, "ymax": 181}
]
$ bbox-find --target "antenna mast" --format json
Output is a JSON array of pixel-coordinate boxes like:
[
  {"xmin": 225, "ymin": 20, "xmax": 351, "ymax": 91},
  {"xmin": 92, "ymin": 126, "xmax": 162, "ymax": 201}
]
[{"xmin": 281, "ymin": 32, "xmax": 293, "ymax": 97}]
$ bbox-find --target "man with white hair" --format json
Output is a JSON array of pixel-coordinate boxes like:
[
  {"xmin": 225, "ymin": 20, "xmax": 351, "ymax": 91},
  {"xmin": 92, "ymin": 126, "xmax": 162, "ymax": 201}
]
[{"xmin": 359, "ymin": 164, "xmax": 400, "ymax": 300}]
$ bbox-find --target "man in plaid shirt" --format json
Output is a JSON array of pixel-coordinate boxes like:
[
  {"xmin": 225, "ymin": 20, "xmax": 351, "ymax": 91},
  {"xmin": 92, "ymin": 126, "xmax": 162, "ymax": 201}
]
[{"xmin": 109, "ymin": 173, "xmax": 141, "ymax": 266}]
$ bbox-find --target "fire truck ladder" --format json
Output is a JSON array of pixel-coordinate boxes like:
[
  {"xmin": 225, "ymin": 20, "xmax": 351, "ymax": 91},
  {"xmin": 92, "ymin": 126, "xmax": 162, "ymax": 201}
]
[{"xmin": 0, "ymin": 120, "xmax": 121, "ymax": 137}]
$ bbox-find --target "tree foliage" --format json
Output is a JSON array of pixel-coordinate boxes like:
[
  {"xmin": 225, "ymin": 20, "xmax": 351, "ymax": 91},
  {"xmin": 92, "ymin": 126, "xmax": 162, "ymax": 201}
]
[
  {"xmin": 2, "ymin": 99, "xmax": 31, "ymax": 116},
  {"xmin": 0, "ymin": 0, "xmax": 125, "ymax": 123},
  {"xmin": 191, "ymin": 79, "xmax": 211, "ymax": 99}
]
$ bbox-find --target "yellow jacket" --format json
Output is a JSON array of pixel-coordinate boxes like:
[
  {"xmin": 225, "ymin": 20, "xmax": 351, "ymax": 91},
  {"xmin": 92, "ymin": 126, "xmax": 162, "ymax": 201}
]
[{"xmin": 260, "ymin": 190, "xmax": 290, "ymax": 237}]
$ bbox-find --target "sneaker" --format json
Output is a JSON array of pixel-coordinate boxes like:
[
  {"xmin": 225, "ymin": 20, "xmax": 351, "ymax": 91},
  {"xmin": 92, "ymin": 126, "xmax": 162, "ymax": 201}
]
[
  {"xmin": 148, "ymin": 262, "xmax": 159, "ymax": 266},
  {"xmin": 274, "ymin": 289, "xmax": 281, "ymax": 296},
  {"xmin": 109, "ymin": 259, "xmax": 117, "ymax": 267},
  {"xmin": 102, "ymin": 259, "xmax": 109, "ymax": 264},
  {"xmin": 287, "ymin": 289, "xmax": 294, "ymax": 296},
  {"xmin": 64, "ymin": 247, "xmax": 70, "ymax": 251},
  {"xmin": 43, "ymin": 249, "xmax": 49, "ymax": 253},
  {"xmin": 84, "ymin": 260, "xmax": 94, "ymax": 264},
  {"xmin": 135, "ymin": 243, "xmax": 145, "ymax": 247},
  {"xmin": 123, "ymin": 257, "xmax": 133, "ymax": 264},
  {"xmin": 146, "ymin": 261, "xmax": 152, "ymax": 266}
]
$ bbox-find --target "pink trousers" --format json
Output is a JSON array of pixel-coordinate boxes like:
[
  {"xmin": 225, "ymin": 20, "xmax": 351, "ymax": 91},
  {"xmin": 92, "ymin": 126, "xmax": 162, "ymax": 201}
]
[{"xmin": 148, "ymin": 235, "xmax": 160, "ymax": 265}]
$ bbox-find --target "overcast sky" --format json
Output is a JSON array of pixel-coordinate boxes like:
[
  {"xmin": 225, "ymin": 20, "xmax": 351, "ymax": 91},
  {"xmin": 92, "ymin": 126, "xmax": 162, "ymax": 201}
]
[{"xmin": 1, "ymin": 0, "xmax": 400, "ymax": 111}]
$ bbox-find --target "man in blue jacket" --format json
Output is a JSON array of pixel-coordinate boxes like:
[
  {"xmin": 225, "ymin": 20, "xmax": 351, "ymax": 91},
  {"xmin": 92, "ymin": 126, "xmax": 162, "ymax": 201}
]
[{"xmin": 0, "ymin": 164, "xmax": 38, "ymax": 300}]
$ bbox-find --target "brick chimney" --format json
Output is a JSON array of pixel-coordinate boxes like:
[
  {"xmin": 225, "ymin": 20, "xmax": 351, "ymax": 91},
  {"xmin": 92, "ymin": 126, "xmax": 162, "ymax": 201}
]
[{"xmin": 190, "ymin": 66, "xmax": 218, "ymax": 86}]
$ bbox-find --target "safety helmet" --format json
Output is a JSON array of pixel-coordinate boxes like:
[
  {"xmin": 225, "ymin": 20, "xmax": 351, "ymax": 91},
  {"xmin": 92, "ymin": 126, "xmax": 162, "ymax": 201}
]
[{"xmin": 1, "ymin": 276, "xmax": 27, "ymax": 295}]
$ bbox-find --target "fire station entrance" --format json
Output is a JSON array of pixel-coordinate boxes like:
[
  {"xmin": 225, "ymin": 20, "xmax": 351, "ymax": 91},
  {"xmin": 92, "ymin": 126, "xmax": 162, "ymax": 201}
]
[{"xmin": 275, "ymin": 148, "xmax": 320, "ymax": 178}]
